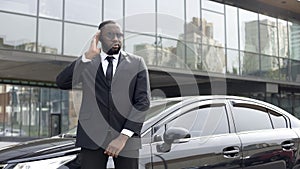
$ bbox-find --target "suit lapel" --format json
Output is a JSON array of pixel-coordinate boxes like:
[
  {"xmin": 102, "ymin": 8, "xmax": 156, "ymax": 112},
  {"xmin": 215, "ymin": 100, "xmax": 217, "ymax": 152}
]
[{"xmin": 112, "ymin": 51, "xmax": 128, "ymax": 86}]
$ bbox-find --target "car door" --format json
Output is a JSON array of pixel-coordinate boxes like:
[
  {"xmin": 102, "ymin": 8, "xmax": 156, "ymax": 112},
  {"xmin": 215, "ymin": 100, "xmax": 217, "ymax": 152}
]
[
  {"xmin": 150, "ymin": 99, "xmax": 243, "ymax": 169},
  {"xmin": 230, "ymin": 100, "xmax": 299, "ymax": 169}
]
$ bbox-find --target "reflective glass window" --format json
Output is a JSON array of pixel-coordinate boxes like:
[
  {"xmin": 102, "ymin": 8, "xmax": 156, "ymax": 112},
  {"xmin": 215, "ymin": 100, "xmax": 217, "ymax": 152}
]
[
  {"xmin": 154, "ymin": 104, "xmax": 229, "ymax": 138},
  {"xmin": 260, "ymin": 22, "xmax": 278, "ymax": 56},
  {"xmin": 39, "ymin": 0, "xmax": 63, "ymax": 19},
  {"xmin": 65, "ymin": 0, "xmax": 101, "ymax": 25},
  {"xmin": 278, "ymin": 19, "xmax": 288, "ymax": 58},
  {"xmin": 241, "ymin": 51, "xmax": 259, "ymax": 76},
  {"xmin": 291, "ymin": 60, "xmax": 300, "ymax": 82},
  {"xmin": 104, "ymin": 0, "xmax": 123, "ymax": 22},
  {"xmin": 185, "ymin": 42, "xmax": 201, "ymax": 70},
  {"xmin": 261, "ymin": 55, "xmax": 279, "ymax": 80},
  {"xmin": 225, "ymin": 5, "xmax": 238, "ymax": 49},
  {"xmin": 29, "ymin": 87, "xmax": 40, "ymax": 137},
  {"xmin": 239, "ymin": 9, "xmax": 259, "ymax": 53},
  {"xmin": 289, "ymin": 22, "xmax": 300, "ymax": 60},
  {"xmin": 157, "ymin": 38, "xmax": 185, "ymax": 69},
  {"xmin": 227, "ymin": 49, "xmax": 240, "ymax": 75},
  {"xmin": 0, "ymin": 13, "xmax": 36, "ymax": 52},
  {"xmin": 64, "ymin": 23, "xmax": 96, "ymax": 56},
  {"xmin": 38, "ymin": 19, "xmax": 62, "ymax": 54},
  {"xmin": 202, "ymin": 0, "xmax": 224, "ymax": 13},
  {"xmin": 40, "ymin": 88, "xmax": 50, "ymax": 137},
  {"xmin": 202, "ymin": 10, "xmax": 225, "ymax": 47},
  {"xmin": 185, "ymin": 0, "xmax": 201, "ymax": 43},
  {"xmin": 202, "ymin": 44, "xmax": 226, "ymax": 73},
  {"xmin": 269, "ymin": 110, "xmax": 287, "ymax": 129},
  {"xmin": 124, "ymin": 33, "xmax": 156, "ymax": 65},
  {"xmin": 125, "ymin": 0, "xmax": 155, "ymax": 33},
  {"xmin": 233, "ymin": 103, "xmax": 272, "ymax": 132},
  {"xmin": 157, "ymin": 0, "xmax": 184, "ymax": 40},
  {"xmin": 0, "ymin": 0, "xmax": 37, "ymax": 15},
  {"xmin": 279, "ymin": 58, "xmax": 289, "ymax": 81}
]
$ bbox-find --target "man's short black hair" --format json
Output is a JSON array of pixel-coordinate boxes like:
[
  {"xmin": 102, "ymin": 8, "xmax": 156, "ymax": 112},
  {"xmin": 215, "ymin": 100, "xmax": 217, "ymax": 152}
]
[{"xmin": 98, "ymin": 20, "xmax": 117, "ymax": 30}]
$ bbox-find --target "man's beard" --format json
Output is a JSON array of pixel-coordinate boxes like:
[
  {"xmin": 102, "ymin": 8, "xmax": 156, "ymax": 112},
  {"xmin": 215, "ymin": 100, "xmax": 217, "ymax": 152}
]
[{"xmin": 106, "ymin": 46, "xmax": 121, "ymax": 55}]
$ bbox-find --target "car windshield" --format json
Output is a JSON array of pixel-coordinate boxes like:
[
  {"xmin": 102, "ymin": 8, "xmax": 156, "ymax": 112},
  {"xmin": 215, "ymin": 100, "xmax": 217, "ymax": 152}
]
[{"xmin": 61, "ymin": 99, "xmax": 180, "ymax": 138}]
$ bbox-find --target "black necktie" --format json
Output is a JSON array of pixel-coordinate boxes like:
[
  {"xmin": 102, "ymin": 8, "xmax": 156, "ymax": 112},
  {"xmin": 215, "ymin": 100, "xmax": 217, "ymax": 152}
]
[{"xmin": 106, "ymin": 56, "xmax": 114, "ymax": 85}]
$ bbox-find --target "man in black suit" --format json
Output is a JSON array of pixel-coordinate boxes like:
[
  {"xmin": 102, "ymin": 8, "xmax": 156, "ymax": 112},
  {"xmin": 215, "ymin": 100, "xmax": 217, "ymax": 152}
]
[{"xmin": 56, "ymin": 20, "xmax": 151, "ymax": 169}]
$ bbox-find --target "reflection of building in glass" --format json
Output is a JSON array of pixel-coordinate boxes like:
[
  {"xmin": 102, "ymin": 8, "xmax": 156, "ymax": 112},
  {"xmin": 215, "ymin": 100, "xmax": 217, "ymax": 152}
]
[
  {"xmin": 243, "ymin": 19, "xmax": 288, "ymax": 75},
  {"xmin": 177, "ymin": 17, "xmax": 225, "ymax": 73},
  {"xmin": 0, "ymin": 37, "xmax": 57, "ymax": 54},
  {"xmin": 17, "ymin": 42, "xmax": 58, "ymax": 54},
  {"xmin": 133, "ymin": 43, "xmax": 182, "ymax": 68},
  {"xmin": 291, "ymin": 24, "xmax": 300, "ymax": 60}
]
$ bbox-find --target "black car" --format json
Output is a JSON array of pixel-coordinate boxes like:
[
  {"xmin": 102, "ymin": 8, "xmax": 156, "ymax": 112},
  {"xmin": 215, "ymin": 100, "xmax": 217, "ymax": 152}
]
[{"xmin": 1, "ymin": 95, "xmax": 300, "ymax": 169}]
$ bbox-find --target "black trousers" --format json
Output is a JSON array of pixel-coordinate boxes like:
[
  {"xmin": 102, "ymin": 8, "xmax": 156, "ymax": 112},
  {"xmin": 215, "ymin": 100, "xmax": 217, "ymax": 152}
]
[{"xmin": 80, "ymin": 147, "xmax": 139, "ymax": 169}]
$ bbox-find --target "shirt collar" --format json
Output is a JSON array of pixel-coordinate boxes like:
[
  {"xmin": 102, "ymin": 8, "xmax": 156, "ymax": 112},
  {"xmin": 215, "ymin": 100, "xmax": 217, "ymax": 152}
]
[{"xmin": 100, "ymin": 50, "xmax": 120, "ymax": 62}]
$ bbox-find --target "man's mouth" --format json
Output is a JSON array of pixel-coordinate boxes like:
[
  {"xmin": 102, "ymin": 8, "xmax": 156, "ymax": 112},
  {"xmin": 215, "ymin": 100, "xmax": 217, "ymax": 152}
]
[{"xmin": 112, "ymin": 44, "xmax": 120, "ymax": 49}]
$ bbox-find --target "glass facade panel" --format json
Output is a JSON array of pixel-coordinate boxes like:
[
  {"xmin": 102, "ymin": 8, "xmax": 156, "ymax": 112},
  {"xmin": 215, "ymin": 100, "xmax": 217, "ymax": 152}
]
[
  {"xmin": 239, "ymin": 9, "xmax": 259, "ymax": 53},
  {"xmin": 279, "ymin": 58, "xmax": 289, "ymax": 81},
  {"xmin": 202, "ymin": 10, "xmax": 225, "ymax": 47},
  {"xmin": 289, "ymin": 22, "xmax": 300, "ymax": 60},
  {"xmin": 186, "ymin": 0, "xmax": 200, "ymax": 23},
  {"xmin": 157, "ymin": 0, "xmax": 184, "ymax": 40},
  {"xmin": 0, "ymin": 84, "xmax": 72, "ymax": 138},
  {"xmin": 291, "ymin": 60, "xmax": 300, "ymax": 82},
  {"xmin": 0, "ymin": 13, "xmax": 36, "ymax": 52},
  {"xmin": 124, "ymin": 33, "xmax": 156, "ymax": 66},
  {"xmin": 202, "ymin": 0, "xmax": 224, "ymax": 13},
  {"xmin": 65, "ymin": 0, "xmax": 101, "ymax": 25},
  {"xmin": 259, "ymin": 14, "xmax": 277, "ymax": 24},
  {"xmin": 202, "ymin": 44, "xmax": 225, "ymax": 73},
  {"xmin": 241, "ymin": 51, "xmax": 260, "ymax": 76},
  {"xmin": 278, "ymin": 19, "xmax": 288, "ymax": 58},
  {"xmin": 0, "ymin": 0, "xmax": 37, "ymax": 15},
  {"xmin": 225, "ymin": 5, "xmax": 238, "ymax": 49},
  {"xmin": 227, "ymin": 49, "xmax": 240, "ymax": 75},
  {"xmin": 185, "ymin": 42, "xmax": 201, "ymax": 70},
  {"xmin": 104, "ymin": 0, "xmax": 123, "ymax": 21},
  {"xmin": 64, "ymin": 23, "xmax": 96, "ymax": 56},
  {"xmin": 156, "ymin": 38, "xmax": 184, "ymax": 68},
  {"xmin": 259, "ymin": 23, "xmax": 278, "ymax": 56},
  {"xmin": 38, "ymin": 19, "xmax": 62, "ymax": 54},
  {"xmin": 39, "ymin": 0, "xmax": 63, "ymax": 19},
  {"xmin": 261, "ymin": 55, "xmax": 280, "ymax": 80}
]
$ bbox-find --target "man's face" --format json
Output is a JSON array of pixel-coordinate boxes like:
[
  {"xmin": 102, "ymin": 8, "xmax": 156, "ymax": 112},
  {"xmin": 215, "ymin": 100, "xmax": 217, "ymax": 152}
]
[{"xmin": 99, "ymin": 23, "xmax": 123, "ymax": 55}]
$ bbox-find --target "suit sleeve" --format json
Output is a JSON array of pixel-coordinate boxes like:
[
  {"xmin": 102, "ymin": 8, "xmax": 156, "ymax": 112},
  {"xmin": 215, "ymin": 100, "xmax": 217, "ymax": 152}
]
[
  {"xmin": 56, "ymin": 57, "xmax": 89, "ymax": 90},
  {"xmin": 123, "ymin": 57, "xmax": 151, "ymax": 136}
]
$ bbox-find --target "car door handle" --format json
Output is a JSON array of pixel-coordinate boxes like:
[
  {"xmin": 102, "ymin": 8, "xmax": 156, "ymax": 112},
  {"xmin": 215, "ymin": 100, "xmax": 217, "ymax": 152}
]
[
  {"xmin": 281, "ymin": 141, "xmax": 295, "ymax": 150},
  {"xmin": 223, "ymin": 146, "xmax": 240, "ymax": 158}
]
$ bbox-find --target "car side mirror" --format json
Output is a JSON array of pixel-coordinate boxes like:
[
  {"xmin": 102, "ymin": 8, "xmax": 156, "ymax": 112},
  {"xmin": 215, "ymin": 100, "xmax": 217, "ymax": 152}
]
[
  {"xmin": 163, "ymin": 127, "xmax": 191, "ymax": 144},
  {"xmin": 156, "ymin": 127, "xmax": 191, "ymax": 153}
]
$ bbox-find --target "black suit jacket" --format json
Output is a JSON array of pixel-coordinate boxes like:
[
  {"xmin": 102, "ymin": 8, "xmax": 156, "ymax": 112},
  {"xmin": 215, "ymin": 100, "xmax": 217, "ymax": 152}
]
[{"xmin": 56, "ymin": 51, "xmax": 151, "ymax": 151}]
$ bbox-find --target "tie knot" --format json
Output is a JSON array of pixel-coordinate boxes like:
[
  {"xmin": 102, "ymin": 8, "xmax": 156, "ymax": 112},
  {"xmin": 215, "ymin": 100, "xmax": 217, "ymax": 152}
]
[{"xmin": 106, "ymin": 56, "xmax": 114, "ymax": 63}]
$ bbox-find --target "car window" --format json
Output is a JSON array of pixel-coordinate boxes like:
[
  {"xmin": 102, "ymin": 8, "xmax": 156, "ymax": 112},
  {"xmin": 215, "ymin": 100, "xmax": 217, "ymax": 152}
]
[
  {"xmin": 154, "ymin": 104, "xmax": 229, "ymax": 139},
  {"xmin": 269, "ymin": 110, "xmax": 288, "ymax": 128},
  {"xmin": 232, "ymin": 103, "xmax": 272, "ymax": 132}
]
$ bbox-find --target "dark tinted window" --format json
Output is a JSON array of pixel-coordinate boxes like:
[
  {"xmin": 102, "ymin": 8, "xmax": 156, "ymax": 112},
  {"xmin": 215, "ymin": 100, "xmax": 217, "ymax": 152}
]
[
  {"xmin": 269, "ymin": 110, "xmax": 287, "ymax": 128},
  {"xmin": 165, "ymin": 104, "xmax": 229, "ymax": 137},
  {"xmin": 233, "ymin": 103, "xmax": 272, "ymax": 132}
]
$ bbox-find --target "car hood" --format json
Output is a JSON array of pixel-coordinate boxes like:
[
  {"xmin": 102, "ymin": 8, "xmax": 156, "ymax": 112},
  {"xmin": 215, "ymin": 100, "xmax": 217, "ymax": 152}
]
[{"xmin": 0, "ymin": 137, "xmax": 77, "ymax": 164}]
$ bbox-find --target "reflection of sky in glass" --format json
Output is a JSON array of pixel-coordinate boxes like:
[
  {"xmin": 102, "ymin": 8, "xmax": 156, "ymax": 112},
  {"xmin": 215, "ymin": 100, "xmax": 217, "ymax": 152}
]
[
  {"xmin": 39, "ymin": 0, "xmax": 62, "ymax": 19},
  {"xmin": 239, "ymin": 9, "xmax": 258, "ymax": 52},
  {"xmin": 104, "ymin": 0, "xmax": 122, "ymax": 21},
  {"xmin": 65, "ymin": 0, "xmax": 101, "ymax": 25},
  {"xmin": 226, "ymin": 5, "xmax": 238, "ymax": 49},
  {"xmin": 0, "ymin": 0, "xmax": 37, "ymax": 15},
  {"xmin": 38, "ymin": 19, "xmax": 62, "ymax": 54},
  {"xmin": 202, "ymin": 0, "xmax": 224, "ymax": 13},
  {"xmin": 186, "ymin": 0, "xmax": 200, "ymax": 23}
]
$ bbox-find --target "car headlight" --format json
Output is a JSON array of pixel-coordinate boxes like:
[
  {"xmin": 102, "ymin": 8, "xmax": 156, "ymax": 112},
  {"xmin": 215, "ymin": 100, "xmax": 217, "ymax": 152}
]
[{"xmin": 10, "ymin": 155, "xmax": 77, "ymax": 169}]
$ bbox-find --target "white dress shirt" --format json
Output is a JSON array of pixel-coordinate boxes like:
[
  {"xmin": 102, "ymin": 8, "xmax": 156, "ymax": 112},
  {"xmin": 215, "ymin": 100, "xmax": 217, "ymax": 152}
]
[{"xmin": 81, "ymin": 52, "xmax": 134, "ymax": 137}]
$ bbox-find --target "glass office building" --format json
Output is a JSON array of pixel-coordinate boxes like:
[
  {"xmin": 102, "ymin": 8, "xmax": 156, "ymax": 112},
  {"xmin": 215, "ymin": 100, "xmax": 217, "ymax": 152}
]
[{"xmin": 0, "ymin": 0, "xmax": 299, "ymax": 139}]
